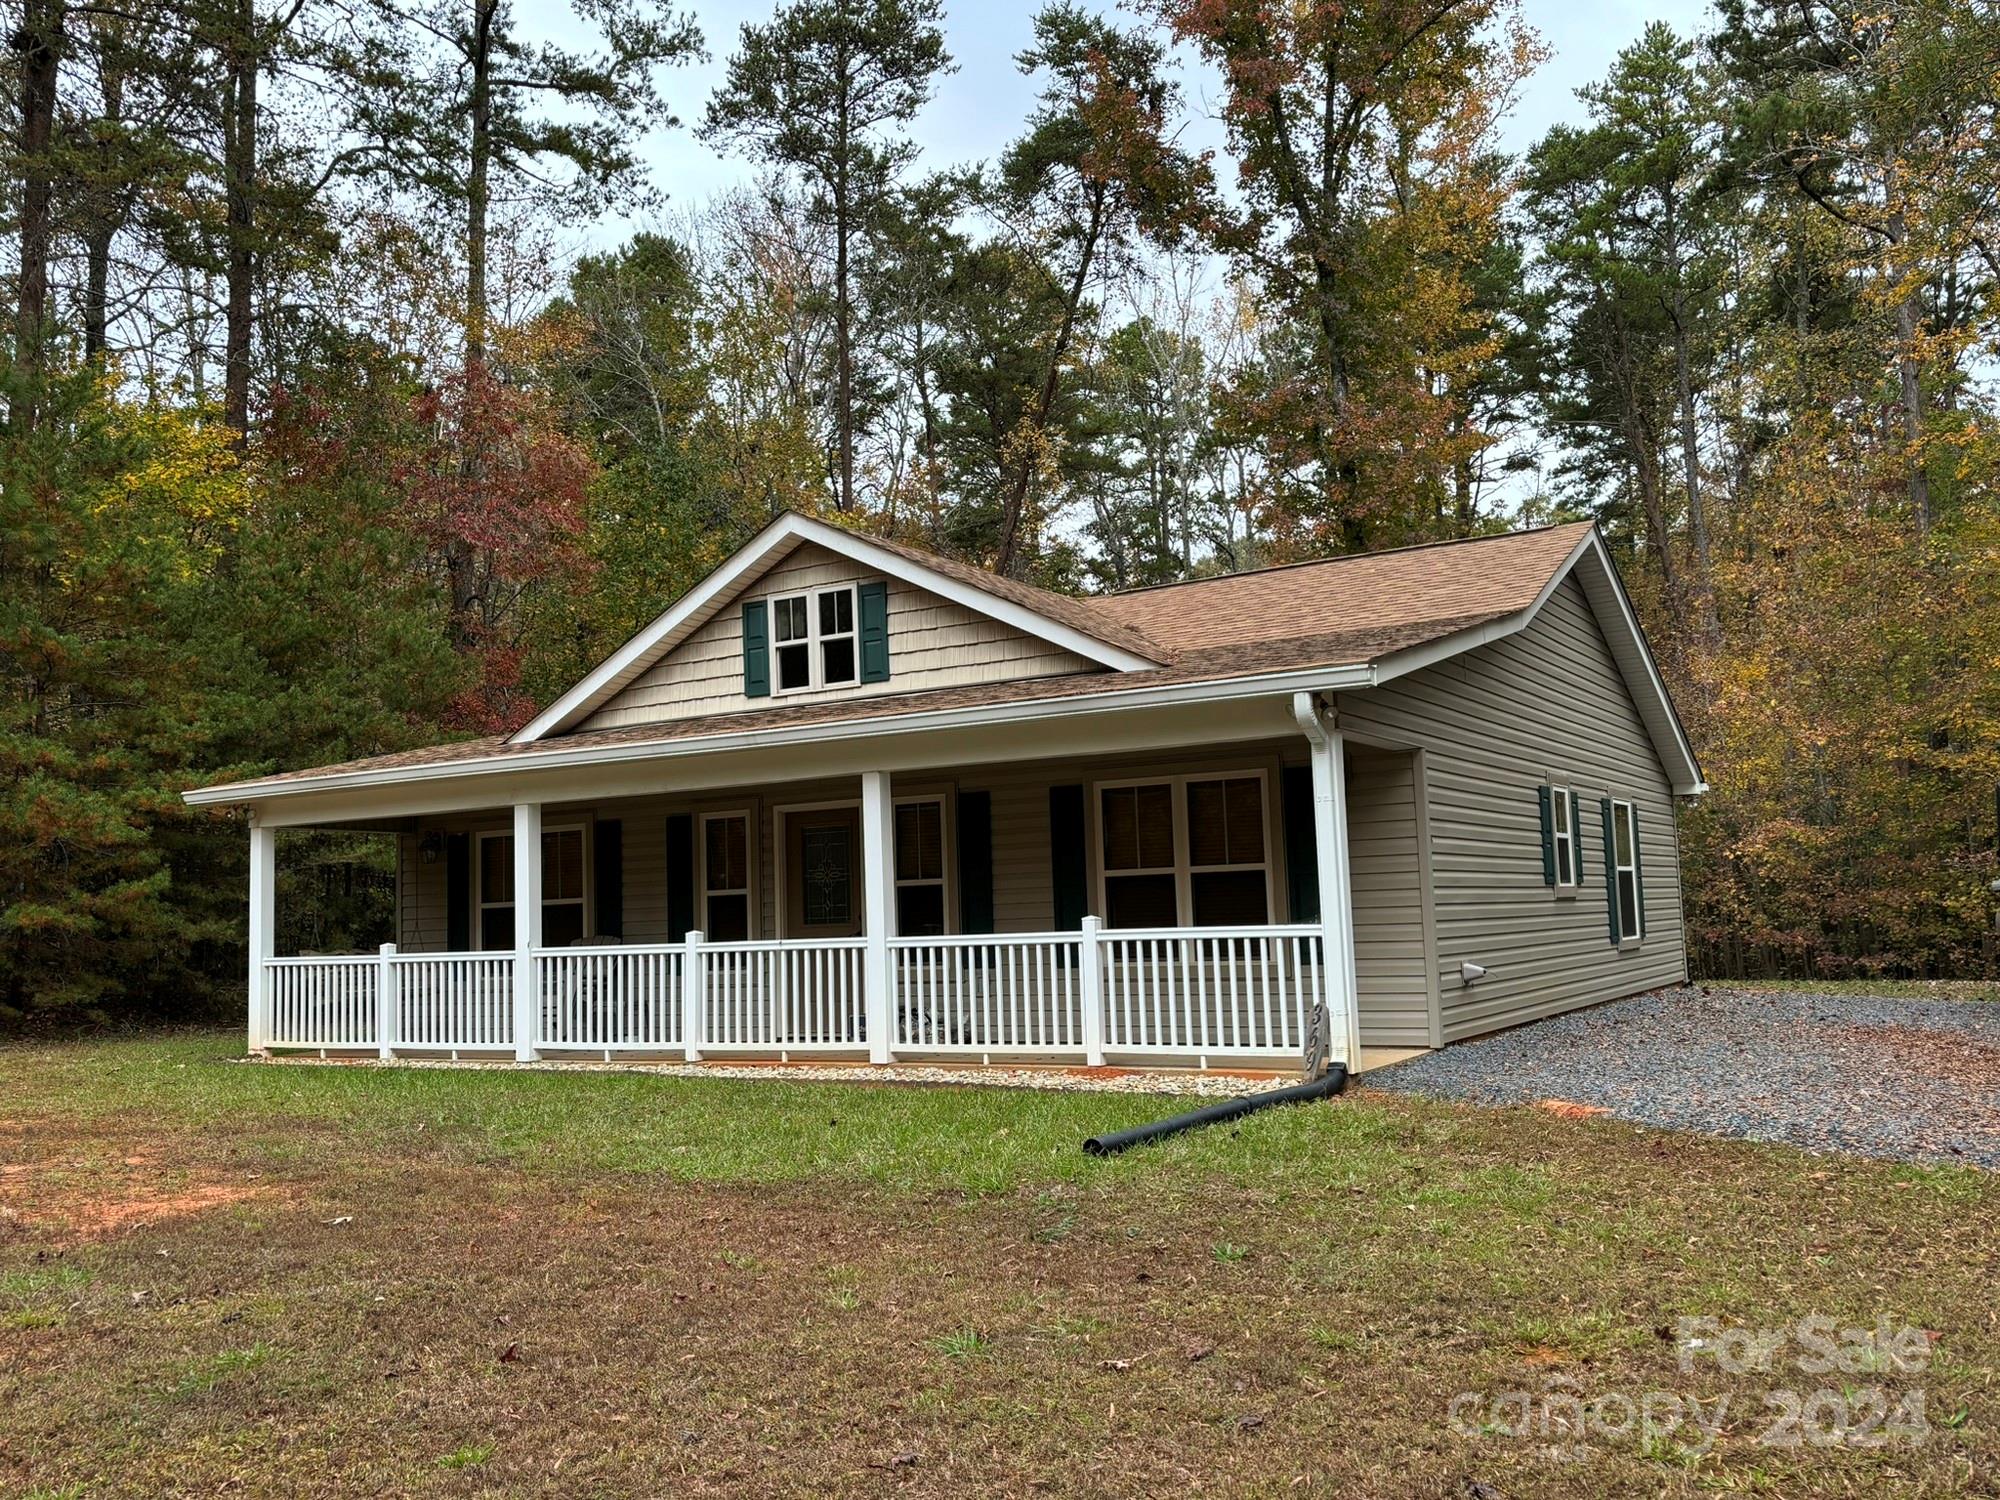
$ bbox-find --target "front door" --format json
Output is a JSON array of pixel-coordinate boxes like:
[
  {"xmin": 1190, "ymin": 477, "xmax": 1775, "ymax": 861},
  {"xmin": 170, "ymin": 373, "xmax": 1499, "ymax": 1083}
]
[{"xmin": 785, "ymin": 806, "xmax": 863, "ymax": 938}]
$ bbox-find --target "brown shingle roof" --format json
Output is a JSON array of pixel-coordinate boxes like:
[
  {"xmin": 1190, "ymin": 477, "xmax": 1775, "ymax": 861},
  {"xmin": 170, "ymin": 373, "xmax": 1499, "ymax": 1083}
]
[
  {"xmin": 859, "ymin": 531, "xmax": 1168, "ymax": 662},
  {"xmin": 192, "ymin": 524, "xmax": 1592, "ymax": 798},
  {"xmin": 1086, "ymin": 522, "xmax": 1591, "ymax": 654}
]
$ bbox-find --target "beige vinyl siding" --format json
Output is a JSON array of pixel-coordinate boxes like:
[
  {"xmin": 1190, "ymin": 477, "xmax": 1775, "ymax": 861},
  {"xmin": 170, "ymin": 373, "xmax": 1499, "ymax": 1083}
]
[
  {"xmin": 1336, "ymin": 574, "xmax": 1687, "ymax": 1041},
  {"xmin": 1345, "ymin": 747, "xmax": 1436, "ymax": 1047},
  {"xmin": 396, "ymin": 833, "xmax": 447, "ymax": 951},
  {"xmin": 579, "ymin": 543, "xmax": 1100, "ymax": 731}
]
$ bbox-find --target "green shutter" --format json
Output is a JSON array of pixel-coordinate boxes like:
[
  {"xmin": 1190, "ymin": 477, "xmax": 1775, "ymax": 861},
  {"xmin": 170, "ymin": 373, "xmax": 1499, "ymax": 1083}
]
[
  {"xmin": 1600, "ymin": 796, "xmax": 1620, "ymax": 944},
  {"xmin": 1050, "ymin": 784, "xmax": 1087, "ymax": 931},
  {"xmin": 957, "ymin": 790, "xmax": 994, "ymax": 934},
  {"xmin": 742, "ymin": 600, "xmax": 771, "ymax": 698},
  {"xmin": 665, "ymin": 814, "xmax": 695, "ymax": 942},
  {"xmin": 1282, "ymin": 765, "xmax": 1320, "ymax": 923},
  {"xmin": 1537, "ymin": 784, "xmax": 1556, "ymax": 885},
  {"xmin": 593, "ymin": 820, "xmax": 623, "ymax": 939},
  {"xmin": 1569, "ymin": 789, "xmax": 1581, "ymax": 872},
  {"xmin": 1632, "ymin": 807, "xmax": 1646, "ymax": 939},
  {"xmin": 858, "ymin": 580, "xmax": 890, "ymax": 683},
  {"xmin": 445, "ymin": 832, "xmax": 470, "ymax": 951}
]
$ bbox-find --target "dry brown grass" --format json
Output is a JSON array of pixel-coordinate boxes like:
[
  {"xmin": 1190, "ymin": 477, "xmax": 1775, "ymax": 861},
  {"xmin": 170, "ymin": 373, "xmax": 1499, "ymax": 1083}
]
[{"xmin": 0, "ymin": 1034, "xmax": 1995, "ymax": 1497}]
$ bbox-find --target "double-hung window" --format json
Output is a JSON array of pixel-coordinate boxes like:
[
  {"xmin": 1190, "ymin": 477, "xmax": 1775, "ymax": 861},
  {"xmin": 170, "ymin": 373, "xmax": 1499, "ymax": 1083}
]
[
  {"xmin": 771, "ymin": 585, "xmax": 858, "ymax": 693},
  {"xmin": 894, "ymin": 797, "xmax": 947, "ymax": 936},
  {"xmin": 1610, "ymin": 798, "xmax": 1640, "ymax": 939},
  {"xmin": 1099, "ymin": 773, "xmax": 1271, "ymax": 929},
  {"xmin": 701, "ymin": 811, "xmax": 752, "ymax": 942},
  {"xmin": 1550, "ymin": 784, "xmax": 1576, "ymax": 888},
  {"xmin": 475, "ymin": 826, "xmax": 587, "ymax": 949}
]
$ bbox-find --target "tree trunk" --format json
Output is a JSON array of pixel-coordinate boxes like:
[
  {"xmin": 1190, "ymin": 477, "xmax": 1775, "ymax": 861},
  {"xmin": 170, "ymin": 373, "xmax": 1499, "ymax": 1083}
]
[
  {"xmin": 832, "ymin": 79, "xmax": 853, "ymax": 514},
  {"xmin": 81, "ymin": 45, "xmax": 128, "ymax": 361},
  {"xmin": 222, "ymin": 0, "xmax": 258, "ymax": 440},
  {"xmin": 466, "ymin": 0, "xmax": 496, "ymax": 364},
  {"xmin": 1671, "ymin": 283, "xmax": 1714, "ymax": 636},
  {"xmin": 12, "ymin": 0, "xmax": 64, "ymax": 427},
  {"xmin": 450, "ymin": 0, "xmax": 500, "ymax": 649},
  {"xmin": 1895, "ymin": 290, "xmax": 1929, "ymax": 538},
  {"xmin": 994, "ymin": 187, "xmax": 1107, "ymax": 579},
  {"xmin": 1884, "ymin": 166, "xmax": 1929, "ymax": 538}
]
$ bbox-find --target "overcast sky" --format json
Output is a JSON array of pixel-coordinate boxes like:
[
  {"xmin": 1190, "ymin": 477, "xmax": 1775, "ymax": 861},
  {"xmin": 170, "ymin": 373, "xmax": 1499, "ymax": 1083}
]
[{"xmin": 530, "ymin": 0, "xmax": 1715, "ymax": 250}]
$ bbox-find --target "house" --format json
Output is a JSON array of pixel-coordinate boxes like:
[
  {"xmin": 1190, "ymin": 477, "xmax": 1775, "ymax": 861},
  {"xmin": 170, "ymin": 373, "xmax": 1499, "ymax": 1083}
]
[{"xmin": 183, "ymin": 511, "xmax": 1704, "ymax": 1075}]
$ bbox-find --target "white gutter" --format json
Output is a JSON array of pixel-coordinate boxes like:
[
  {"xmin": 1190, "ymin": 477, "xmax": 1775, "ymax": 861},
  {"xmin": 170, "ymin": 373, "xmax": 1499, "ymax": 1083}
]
[{"xmin": 186, "ymin": 661, "xmax": 1379, "ymax": 806}]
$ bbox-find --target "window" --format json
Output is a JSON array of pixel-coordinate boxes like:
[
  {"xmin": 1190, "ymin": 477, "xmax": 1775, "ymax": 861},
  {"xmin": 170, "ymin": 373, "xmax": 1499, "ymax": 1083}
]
[
  {"xmin": 1098, "ymin": 773, "xmax": 1271, "ymax": 929},
  {"xmin": 1187, "ymin": 776, "xmax": 1269, "ymax": 925},
  {"xmin": 1551, "ymin": 784, "xmax": 1576, "ymax": 888},
  {"xmin": 478, "ymin": 831, "xmax": 514, "ymax": 950},
  {"xmin": 701, "ymin": 812, "xmax": 751, "ymax": 942},
  {"xmin": 772, "ymin": 593, "xmax": 810, "ymax": 691},
  {"xmin": 770, "ymin": 585, "xmax": 858, "ymax": 693},
  {"xmin": 1101, "ymin": 782, "xmax": 1178, "ymax": 928},
  {"xmin": 475, "ymin": 826, "xmax": 587, "ymax": 949},
  {"xmin": 818, "ymin": 588, "xmax": 856, "ymax": 686},
  {"xmin": 1611, "ymin": 799, "xmax": 1640, "ymax": 940},
  {"xmin": 895, "ymin": 797, "xmax": 947, "ymax": 936}
]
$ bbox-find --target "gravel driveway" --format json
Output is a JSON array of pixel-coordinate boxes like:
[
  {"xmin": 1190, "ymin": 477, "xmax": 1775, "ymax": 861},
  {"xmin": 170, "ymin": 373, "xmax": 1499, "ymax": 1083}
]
[{"xmin": 1370, "ymin": 986, "xmax": 2000, "ymax": 1169}]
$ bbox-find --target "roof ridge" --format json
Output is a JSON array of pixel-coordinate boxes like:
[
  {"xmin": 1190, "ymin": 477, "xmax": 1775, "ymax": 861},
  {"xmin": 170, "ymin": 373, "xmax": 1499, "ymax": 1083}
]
[{"xmin": 1091, "ymin": 520, "xmax": 1594, "ymax": 601}]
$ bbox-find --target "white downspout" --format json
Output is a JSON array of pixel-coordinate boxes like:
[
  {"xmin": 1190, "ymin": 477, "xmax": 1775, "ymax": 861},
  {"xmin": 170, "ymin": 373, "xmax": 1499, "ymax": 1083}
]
[{"xmin": 1292, "ymin": 692, "xmax": 1360, "ymax": 1070}]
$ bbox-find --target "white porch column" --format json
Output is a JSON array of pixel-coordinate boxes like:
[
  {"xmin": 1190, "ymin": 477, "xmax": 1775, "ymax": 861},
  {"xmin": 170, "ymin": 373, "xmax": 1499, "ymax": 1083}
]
[
  {"xmin": 246, "ymin": 819, "xmax": 275, "ymax": 1055},
  {"xmin": 861, "ymin": 770, "xmax": 897, "ymax": 1063},
  {"xmin": 1294, "ymin": 693, "xmax": 1360, "ymax": 1068},
  {"xmin": 512, "ymin": 801, "xmax": 543, "ymax": 1062}
]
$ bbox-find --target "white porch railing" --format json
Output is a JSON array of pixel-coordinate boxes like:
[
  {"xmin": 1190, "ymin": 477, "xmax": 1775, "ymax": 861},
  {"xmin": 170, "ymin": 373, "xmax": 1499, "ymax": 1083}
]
[
  {"xmin": 697, "ymin": 938, "xmax": 868, "ymax": 1054},
  {"xmin": 891, "ymin": 932, "xmax": 1087, "ymax": 1056},
  {"xmin": 537, "ymin": 945, "xmax": 685, "ymax": 1052},
  {"xmin": 393, "ymin": 952, "xmax": 515, "ymax": 1052},
  {"xmin": 268, "ymin": 955, "xmax": 377, "ymax": 1050},
  {"xmin": 1098, "ymin": 926, "xmax": 1323, "ymax": 1057},
  {"xmin": 257, "ymin": 922, "xmax": 1328, "ymax": 1067}
]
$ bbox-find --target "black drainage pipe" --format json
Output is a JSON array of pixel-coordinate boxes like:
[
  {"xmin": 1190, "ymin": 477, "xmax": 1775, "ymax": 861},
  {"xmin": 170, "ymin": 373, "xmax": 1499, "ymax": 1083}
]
[{"xmin": 1082, "ymin": 1067, "xmax": 1348, "ymax": 1157}]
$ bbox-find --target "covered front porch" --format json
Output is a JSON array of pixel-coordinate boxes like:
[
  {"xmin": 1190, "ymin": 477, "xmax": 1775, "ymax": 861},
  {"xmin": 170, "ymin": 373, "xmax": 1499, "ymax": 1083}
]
[{"xmin": 240, "ymin": 693, "xmax": 1434, "ymax": 1076}]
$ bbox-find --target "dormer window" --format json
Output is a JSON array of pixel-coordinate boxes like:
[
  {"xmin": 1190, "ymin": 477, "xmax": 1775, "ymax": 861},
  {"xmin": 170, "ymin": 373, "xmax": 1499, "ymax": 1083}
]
[{"xmin": 771, "ymin": 585, "xmax": 858, "ymax": 693}]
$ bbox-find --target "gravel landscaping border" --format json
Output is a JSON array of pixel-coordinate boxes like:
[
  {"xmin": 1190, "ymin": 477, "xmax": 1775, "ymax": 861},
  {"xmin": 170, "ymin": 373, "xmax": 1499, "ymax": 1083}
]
[{"xmin": 1370, "ymin": 984, "xmax": 2000, "ymax": 1169}]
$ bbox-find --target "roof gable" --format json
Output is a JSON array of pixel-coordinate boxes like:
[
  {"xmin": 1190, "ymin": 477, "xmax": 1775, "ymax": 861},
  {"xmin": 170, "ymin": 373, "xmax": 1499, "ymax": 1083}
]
[
  {"xmin": 514, "ymin": 512, "xmax": 1166, "ymax": 743},
  {"xmin": 187, "ymin": 519, "xmax": 1701, "ymax": 805},
  {"xmin": 575, "ymin": 541, "xmax": 1106, "ymax": 732}
]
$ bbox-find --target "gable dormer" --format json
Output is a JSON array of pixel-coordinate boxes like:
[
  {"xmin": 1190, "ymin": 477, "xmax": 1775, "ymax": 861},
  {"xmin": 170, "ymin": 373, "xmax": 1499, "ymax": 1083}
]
[
  {"xmin": 515, "ymin": 514, "xmax": 1165, "ymax": 742},
  {"xmin": 577, "ymin": 542, "xmax": 1102, "ymax": 731}
]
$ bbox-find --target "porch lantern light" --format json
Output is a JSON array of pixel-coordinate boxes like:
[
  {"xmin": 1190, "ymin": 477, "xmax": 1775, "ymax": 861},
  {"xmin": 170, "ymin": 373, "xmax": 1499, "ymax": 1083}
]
[{"xmin": 419, "ymin": 832, "xmax": 443, "ymax": 866}]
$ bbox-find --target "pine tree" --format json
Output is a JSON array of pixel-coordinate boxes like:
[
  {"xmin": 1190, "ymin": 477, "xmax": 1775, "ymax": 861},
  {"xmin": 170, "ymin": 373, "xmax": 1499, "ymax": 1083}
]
[{"xmin": 702, "ymin": 0, "xmax": 952, "ymax": 516}]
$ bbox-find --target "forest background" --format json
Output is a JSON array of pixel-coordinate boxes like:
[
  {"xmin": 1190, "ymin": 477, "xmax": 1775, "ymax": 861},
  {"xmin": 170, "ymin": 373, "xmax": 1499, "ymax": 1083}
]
[{"xmin": 6, "ymin": 0, "xmax": 1999, "ymax": 1020}]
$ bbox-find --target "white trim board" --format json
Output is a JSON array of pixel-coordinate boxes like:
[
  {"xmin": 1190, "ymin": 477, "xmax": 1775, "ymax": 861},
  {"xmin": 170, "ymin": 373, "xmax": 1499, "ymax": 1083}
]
[
  {"xmin": 514, "ymin": 512, "xmax": 1163, "ymax": 743},
  {"xmin": 186, "ymin": 662, "xmax": 1376, "ymax": 808}
]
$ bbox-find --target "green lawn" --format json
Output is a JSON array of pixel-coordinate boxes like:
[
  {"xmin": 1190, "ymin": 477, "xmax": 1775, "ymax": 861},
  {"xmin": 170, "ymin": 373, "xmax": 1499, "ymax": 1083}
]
[{"xmin": 1, "ymin": 1032, "xmax": 1994, "ymax": 1496}]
